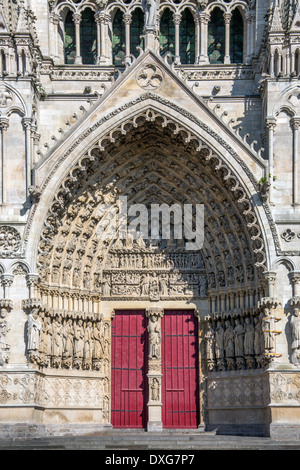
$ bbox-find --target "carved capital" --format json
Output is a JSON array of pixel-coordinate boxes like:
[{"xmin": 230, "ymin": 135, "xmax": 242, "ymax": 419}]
[
  {"xmin": 123, "ymin": 13, "xmax": 132, "ymax": 25},
  {"xmin": 291, "ymin": 117, "xmax": 300, "ymax": 130},
  {"xmin": 173, "ymin": 13, "xmax": 181, "ymax": 25},
  {"xmin": 72, "ymin": 13, "xmax": 82, "ymax": 25},
  {"xmin": 1, "ymin": 274, "xmax": 13, "ymax": 288},
  {"xmin": 265, "ymin": 118, "xmax": 277, "ymax": 131},
  {"xmin": 223, "ymin": 12, "xmax": 232, "ymax": 24}
]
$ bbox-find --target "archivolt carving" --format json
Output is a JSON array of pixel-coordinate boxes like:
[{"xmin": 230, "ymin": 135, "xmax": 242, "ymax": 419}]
[{"xmin": 35, "ymin": 102, "xmax": 267, "ymax": 316}]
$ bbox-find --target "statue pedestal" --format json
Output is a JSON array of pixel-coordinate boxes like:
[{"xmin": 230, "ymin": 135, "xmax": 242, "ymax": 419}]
[{"xmin": 144, "ymin": 29, "xmax": 157, "ymax": 52}]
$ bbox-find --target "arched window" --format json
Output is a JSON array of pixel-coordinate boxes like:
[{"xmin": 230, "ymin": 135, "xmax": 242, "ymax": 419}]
[
  {"xmin": 64, "ymin": 10, "xmax": 76, "ymax": 64},
  {"xmin": 130, "ymin": 8, "xmax": 144, "ymax": 58},
  {"xmin": 230, "ymin": 9, "xmax": 243, "ymax": 64},
  {"xmin": 180, "ymin": 9, "xmax": 195, "ymax": 64},
  {"xmin": 80, "ymin": 8, "xmax": 97, "ymax": 64},
  {"xmin": 159, "ymin": 8, "xmax": 175, "ymax": 62},
  {"xmin": 113, "ymin": 9, "xmax": 126, "ymax": 65},
  {"xmin": 208, "ymin": 8, "xmax": 225, "ymax": 64}
]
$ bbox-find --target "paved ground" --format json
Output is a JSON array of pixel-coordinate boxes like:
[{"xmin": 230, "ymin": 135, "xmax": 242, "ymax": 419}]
[{"xmin": 0, "ymin": 430, "xmax": 300, "ymax": 450}]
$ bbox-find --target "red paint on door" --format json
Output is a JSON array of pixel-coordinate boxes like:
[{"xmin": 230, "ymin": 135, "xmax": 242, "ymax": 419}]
[
  {"xmin": 111, "ymin": 310, "xmax": 148, "ymax": 428},
  {"xmin": 161, "ymin": 310, "xmax": 199, "ymax": 428}
]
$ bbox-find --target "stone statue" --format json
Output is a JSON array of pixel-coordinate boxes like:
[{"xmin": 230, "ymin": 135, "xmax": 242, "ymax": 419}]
[
  {"xmin": 215, "ymin": 321, "xmax": 224, "ymax": 359},
  {"xmin": 147, "ymin": 314, "xmax": 161, "ymax": 359},
  {"xmin": 204, "ymin": 322, "xmax": 215, "ymax": 363},
  {"xmin": 291, "ymin": 308, "xmax": 300, "ymax": 364},
  {"xmin": 234, "ymin": 318, "xmax": 244, "ymax": 357},
  {"xmin": 27, "ymin": 309, "xmax": 42, "ymax": 352},
  {"xmin": 51, "ymin": 316, "xmax": 63, "ymax": 367},
  {"xmin": 93, "ymin": 320, "xmax": 105, "ymax": 360},
  {"xmin": 83, "ymin": 321, "xmax": 94, "ymax": 369},
  {"xmin": 63, "ymin": 318, "xmax": 74, "ymax": 360},
  {"xmin": 224, "ymin": 320, "xmax": 235, "ymax": 360},
  {"xmin": 244, "ymin": 317, "xmax": 254, "ymax": 356},
  {"xmin": 151, "ymin": 377, "xmax": 160, "ymax": 401},
  {"xmin": 73, "ymin": 319, "xmax": 84, "ymax": 359},
  {"xmin": 143, "ymin": 0, "xmax": 158, "ymax": 29}
]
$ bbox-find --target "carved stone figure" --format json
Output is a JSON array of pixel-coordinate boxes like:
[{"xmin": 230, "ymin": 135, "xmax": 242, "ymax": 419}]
[
  {"xmin": 52, "ymin": 316, "xmax": 63, "ymax": 367},
  {"xmin": 73, "ymin": 319, "xmax": 84, "ymax": 360},
  {"xmin": 93, "ymin": 320, "xmax": 105, "ymax": 362},
  {"xmin": 147, "ymin": 314, "xmax": 161, "ymax": 359},
  {"xmin": 151, "ymin": 377, "xmax": 160, "ymax": 401},
  {"xmin": 143, "ymin": 0, "xmax": 158, "ymax": 29},
  {"xmin": 224, "ymin": 320, "xmax": 235, "ymax": 370},
  {"xmin": 234, "ymin": 318, "xmax": 244, "ymax": 355},
  {"xmin": 83, "ymin": 321, "xmax": 94, "ymax": 369},
  {"xmin": 244, "ymin": 317, "xmax": 254, "ymax": 356},
  {"xmin": 62, "ymin": 318, "xmax": 74, "ymax": 368},
  {"xmin": 27, "ymin": 309, "xmax": 42, "ymax": 353},
  {"xmin": 291, "ymin": 308, "xmax": 300, "ymax": 365}
]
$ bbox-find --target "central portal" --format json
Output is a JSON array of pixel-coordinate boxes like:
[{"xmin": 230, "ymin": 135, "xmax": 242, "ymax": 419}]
[{"xmin": 111, "ymin": 309, "xmax": 199, "ymax": 429}]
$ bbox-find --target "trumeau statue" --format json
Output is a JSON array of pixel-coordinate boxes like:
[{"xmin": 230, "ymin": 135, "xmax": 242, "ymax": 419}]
[{"xmin": 148, "ymin": 314, "xmax": 161, "ymax": 359}]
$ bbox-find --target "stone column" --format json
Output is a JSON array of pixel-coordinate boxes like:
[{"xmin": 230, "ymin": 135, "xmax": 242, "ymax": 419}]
[
  {"xmin": 245, "ymin": 11, "xmax": 253, "ymax": 63},
  {"xmin": 289, "ymin": 271, "xmax": 300, "ymax": 297},
  {"xmin": 0, "ymin": 117, "xmax": 9, "ymax": 204},
  {"xmin": 73, "ymin": 13, "xmax": 82, "ymax": 65},
  {"xmin": 266, "ymin": 118, "xmax": 277, "ymax": 205},
  {"xmin": 22, "ymin": 117, "xmax": 32, "ymax": 199},
  {"xmin": 291, "ymin": 117, "xmax": 300, "ymax": 206},
  {"xmin": 95, "ymin": 12, "xmax": 109, "ymax": 65},
  {"xmin": 123, "ymin": 13, "xmax": 132, "ymax": 65},
  {"xmin": 263, "ymin": 271, "xmax": 277, "ymax": 298},
  {"xmin": 224, "ymin": 13, "xmax": 231, "ymax": 64},
  {"xmin": 173, "ymin": 13, "xmax": 181, "ymax": 65},
  {"xmin": 50, "ymin": 13, "xmax": 60, "ymax": 64},
  {"xmin": 146, "ymin": 305, "xmax": 163, "ymax": 432},
  {"xmin": 26, "ymin": 274, "xmax": 40, "ymax": 300},
  {"xmin": 198, "ymin": 12, "xmax": 209, "ymax": 64},
  {"xmin": 1, "ymin": 274, "xmax": 13, "ymax": 299}
]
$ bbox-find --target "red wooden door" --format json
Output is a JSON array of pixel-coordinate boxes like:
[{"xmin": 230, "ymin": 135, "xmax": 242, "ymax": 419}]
[
  {"xmin": 161, "ymin": 310, "xmax": 199, "ymax": 428},
  {"xmin": 111, "ymin": 310, "xmax": 148, "ymax": 428}
]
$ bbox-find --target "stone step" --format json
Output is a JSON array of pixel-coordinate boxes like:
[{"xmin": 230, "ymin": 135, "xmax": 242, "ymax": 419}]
[{"xmin": 0, "ymin": 433, "xmax": 299, "ymax": 450}]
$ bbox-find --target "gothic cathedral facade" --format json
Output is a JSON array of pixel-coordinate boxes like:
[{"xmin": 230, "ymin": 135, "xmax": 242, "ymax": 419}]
[{"xmin": 0, "ymin": 0, "xmax": 299, "ymax": 439}]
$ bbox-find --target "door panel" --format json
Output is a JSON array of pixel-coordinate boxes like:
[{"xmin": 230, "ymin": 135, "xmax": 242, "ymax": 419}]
[
  {"xmin": 111, "ymin": 310, "xmax": 148, "ymax": 428},
  {"xmin": 161, "ymin": 310, "xmax": 199, "ymax": 428}
]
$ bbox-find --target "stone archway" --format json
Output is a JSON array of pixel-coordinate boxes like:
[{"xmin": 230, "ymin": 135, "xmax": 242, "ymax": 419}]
[{"xmin": 24, "ymin": 101, "xmax": 271, "ymax": 430}]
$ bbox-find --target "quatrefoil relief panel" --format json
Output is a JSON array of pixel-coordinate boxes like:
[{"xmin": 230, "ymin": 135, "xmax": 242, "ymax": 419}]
[{"xmin": 136, "ymin": 63, "xmax": 164, "ymax": 90}]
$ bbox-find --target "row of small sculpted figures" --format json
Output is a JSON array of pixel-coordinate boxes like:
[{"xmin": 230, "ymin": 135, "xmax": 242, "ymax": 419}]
[
  {"xmin": 27, "ymin": 313, "xmax": 110, "ymax": 370},
  {"xmin": 204, "ymin": 314, "xmax": 273, "ymax": 371}
]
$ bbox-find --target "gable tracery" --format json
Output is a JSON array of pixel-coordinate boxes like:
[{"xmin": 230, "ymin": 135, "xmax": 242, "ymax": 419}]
[{"xmin": 49, "ymin": 0, "xmax": 254, "ymax": 66}]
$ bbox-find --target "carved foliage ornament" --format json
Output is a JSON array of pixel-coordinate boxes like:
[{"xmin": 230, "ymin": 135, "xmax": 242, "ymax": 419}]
[{"xmin": 0, "ymin": 226, "xmax": 21, "ymax": 255}]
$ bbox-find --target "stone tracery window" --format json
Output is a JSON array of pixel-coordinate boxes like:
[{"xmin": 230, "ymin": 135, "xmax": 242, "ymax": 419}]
[
  {"xmin": 230, "ymin": 8, "xmax": 243, "ymax": 64},
  {"xmin": 64, "ymin": 10, "xmax": 76, "ymax": 64},
  {"xmin": 159, "ymin": 8, "xmax": 175, "ymax": 63},
  {"xmin": 180, "ymin": 9, "xmax": 195, "ymax": 65},
  {"xmin": 130, "ymin": 8, "xmax": 144, "ymax": 58},
  {"xmin": 113, "ymin": 9, "xmax": 126, "ymax": 66},
  {"xmin": 53, "ymin": 0, "xmax": 248, "ymax": 67},
  {"xmin": 80, "ymin": 8, "xmax": 97, "ymax": 64},
  {"xmin": 208, "ymin": 8, "xmax": 225, "ymax": 64}
]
